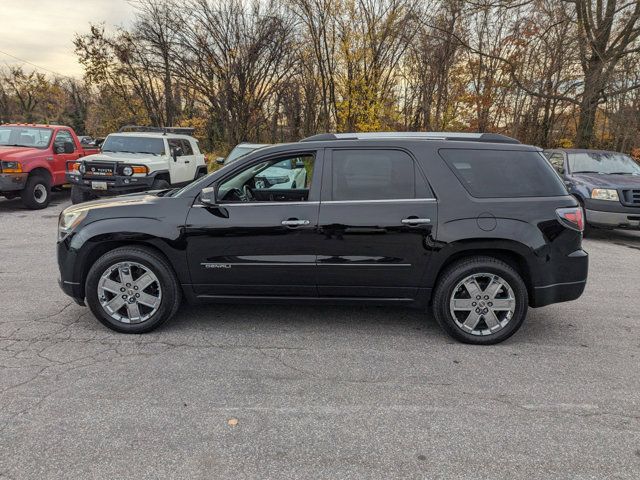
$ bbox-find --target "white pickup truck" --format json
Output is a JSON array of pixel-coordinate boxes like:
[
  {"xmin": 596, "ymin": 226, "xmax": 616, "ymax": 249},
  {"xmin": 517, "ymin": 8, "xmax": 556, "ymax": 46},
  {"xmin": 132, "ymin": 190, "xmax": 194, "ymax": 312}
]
[{"xmin": 66, "ymin": 126, "xmax": 207, "ymax": 204}]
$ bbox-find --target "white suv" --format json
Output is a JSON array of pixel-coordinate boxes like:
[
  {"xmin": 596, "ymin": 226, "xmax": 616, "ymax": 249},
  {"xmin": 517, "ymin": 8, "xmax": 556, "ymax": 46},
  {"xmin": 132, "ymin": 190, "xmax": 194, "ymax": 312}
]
[{"xmin": 66, "ymin": 127, "xmax": 207, "ymax": 204}]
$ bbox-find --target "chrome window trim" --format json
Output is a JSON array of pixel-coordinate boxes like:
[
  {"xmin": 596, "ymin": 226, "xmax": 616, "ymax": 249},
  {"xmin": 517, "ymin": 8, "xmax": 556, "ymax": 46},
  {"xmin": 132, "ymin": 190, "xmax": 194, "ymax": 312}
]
[{"xmin": 322, "ymin": 198, "xmax": 436, "ymax": 204}]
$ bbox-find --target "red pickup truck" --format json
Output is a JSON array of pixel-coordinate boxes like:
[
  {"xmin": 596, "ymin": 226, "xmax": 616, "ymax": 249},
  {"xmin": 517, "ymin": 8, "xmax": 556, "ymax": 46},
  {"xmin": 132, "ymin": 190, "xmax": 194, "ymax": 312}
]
[{"xmin": 0, "ymin": 124, "xmax": 100, "ymax": 209}]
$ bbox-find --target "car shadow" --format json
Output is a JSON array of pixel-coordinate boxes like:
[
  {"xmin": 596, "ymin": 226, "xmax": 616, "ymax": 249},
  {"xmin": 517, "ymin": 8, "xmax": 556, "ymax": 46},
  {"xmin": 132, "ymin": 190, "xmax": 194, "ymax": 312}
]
[{"xmin": 0, "ymin": 189, "xmax": 71, "ymax": 212}]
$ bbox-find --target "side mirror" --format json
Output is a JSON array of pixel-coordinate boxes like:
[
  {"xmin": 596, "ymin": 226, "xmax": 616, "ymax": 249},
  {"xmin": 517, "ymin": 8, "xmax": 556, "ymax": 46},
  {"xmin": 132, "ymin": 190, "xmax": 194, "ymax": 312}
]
[
  {"xmin": 295, "ymin": 160, "xmax": 305, "ymax": 168},
  {"xmin": 200, "ymin": 186, "xmax": 217, "ymax": 205},
  {"xmin": 64, "ymin": 142, "xmax": 75, "ymax": 154},
  {"xmin": 171, "ymin": 147, "xmax": 183, "ymax": 162},
  {"xmin": 216, "ymin": 156, "xmax": 225, "ymax": 165}
]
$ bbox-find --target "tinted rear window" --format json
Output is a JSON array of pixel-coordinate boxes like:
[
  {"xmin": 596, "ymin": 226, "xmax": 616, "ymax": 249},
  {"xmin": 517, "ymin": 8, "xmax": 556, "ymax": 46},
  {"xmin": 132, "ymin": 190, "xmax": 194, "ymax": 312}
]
[
  {"xmin": 332, "ymin": 149, "xmax": 415, "ymax": 200},
  {"xmin": 439, "ymin": 149, "xmax": 567, "ymax": 198}
]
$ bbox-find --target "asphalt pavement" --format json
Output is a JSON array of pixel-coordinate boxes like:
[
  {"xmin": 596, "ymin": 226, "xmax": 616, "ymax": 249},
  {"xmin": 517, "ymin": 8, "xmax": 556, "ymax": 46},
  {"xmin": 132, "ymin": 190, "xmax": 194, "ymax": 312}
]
[{"xmin": 1, "ymin": 191, "xmax": 639, "ymax": 479}]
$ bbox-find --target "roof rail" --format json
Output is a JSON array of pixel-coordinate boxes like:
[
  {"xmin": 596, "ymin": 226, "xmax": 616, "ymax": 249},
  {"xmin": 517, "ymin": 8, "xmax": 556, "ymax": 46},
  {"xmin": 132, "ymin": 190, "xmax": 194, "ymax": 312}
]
[
  {"xmin": 300, "ymin": 132, "xmax": 521, "ymax": 144},
  {"xmin": 118, "ymin": 125, "xmax": 196, "ymax": 136}
]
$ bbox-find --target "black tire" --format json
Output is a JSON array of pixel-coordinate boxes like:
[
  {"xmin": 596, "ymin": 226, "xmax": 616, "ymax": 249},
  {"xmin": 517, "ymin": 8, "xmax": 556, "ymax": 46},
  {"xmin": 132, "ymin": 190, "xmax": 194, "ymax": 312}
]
[
  {"xmin": 151, "ymin": 178, "xmax": 171, "ymax": 190},
  {"xmin": 85, "ymin": 246, "xmax": 181, "ymax": 333},
  {"xmin": 70, "ymin": 185, "xmax": 95, "ymax": 205},
  {"xmin": 432, "ymin": 256, "xmax": 528, "ymax": 345},
  {"xmin": 196, "ymin": 169, "xmax": 207, "ymax": 179},
  {"xmin": 20, "ymin": 174, "xmax": 51, "ymax": 209}
]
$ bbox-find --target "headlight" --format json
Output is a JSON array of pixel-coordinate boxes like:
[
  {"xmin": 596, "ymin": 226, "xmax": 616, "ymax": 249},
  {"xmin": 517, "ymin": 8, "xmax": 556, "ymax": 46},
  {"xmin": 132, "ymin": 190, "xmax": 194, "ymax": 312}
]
[
  {"xmin": 121, "ymin": 165, "xmax": 147, "ymax": 176},
  {"xmin": 79, "ymin": 163, "xmax": 86, "ymax": 174},
  {"xmin": 58, "ymin": 210, "xmax": 87, "ymax": 241},
  {"xmin": 591, "ymin": 188, "xmax": 619, "ymax": 201},
  {"xmin": 1, "ymin": 161, "xmax": 22, "ymax": 173}
]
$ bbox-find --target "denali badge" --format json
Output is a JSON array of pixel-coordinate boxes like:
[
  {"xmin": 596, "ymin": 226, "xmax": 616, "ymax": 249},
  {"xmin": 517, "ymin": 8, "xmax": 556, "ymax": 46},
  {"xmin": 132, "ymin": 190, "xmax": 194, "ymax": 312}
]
[{"xmin": 201, "ymin": 263, "xmax": 231, "ymax": 269}]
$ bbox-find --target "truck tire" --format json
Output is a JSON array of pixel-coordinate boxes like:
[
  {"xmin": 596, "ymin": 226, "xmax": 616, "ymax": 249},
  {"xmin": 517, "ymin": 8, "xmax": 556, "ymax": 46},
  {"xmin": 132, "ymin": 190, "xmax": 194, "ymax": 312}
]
[
  {"xmin": 85, "ymin": 246, "xmax": 182, "ymax": 333},
  {"xmin": 432, "ymin": 256, "xmax": 528, "ymax": 345},
  {"xmin": 20, "ymin": 174, "xmax": 51, "ymax": 210},
  {"xmin": 151, "ymin": 178, "xmax": 170, "ymax": 190},
  {"xmin": 71, "ymin": 185, "xmax": 95, "ymax": 205}
]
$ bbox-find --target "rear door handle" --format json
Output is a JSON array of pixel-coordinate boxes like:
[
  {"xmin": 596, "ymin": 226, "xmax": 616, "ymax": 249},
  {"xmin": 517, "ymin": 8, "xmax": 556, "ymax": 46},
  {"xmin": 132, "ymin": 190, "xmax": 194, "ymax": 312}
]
[
  {"xmin": 401, "ymin": 218, "xmax": 431, "ymax": 225},
  {"xmin": 282, "ymin": 219, "xmax": 310, "ymax": 226}
]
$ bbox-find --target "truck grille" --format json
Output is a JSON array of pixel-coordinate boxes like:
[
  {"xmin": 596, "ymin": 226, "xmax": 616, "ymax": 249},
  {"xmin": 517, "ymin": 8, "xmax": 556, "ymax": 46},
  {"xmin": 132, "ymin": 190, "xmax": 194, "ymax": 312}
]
[
  {"xmin": 621, "ymin": 189, "xmax": 640, "ymax": 206},
  {"xmin": 84, "ymin": 163, "xmax": 115, "ymax": 177}
]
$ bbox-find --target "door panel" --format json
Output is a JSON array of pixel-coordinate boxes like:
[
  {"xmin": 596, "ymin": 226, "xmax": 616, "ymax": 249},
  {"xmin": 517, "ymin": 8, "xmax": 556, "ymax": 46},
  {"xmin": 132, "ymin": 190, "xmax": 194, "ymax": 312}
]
[
  {"xmin": 185, "ymin": 149, "xmax": 323, "ymax": 298},
  {"xmin": 317, "ymin": 200, "xmax": 436, "ymax": 298},
  {"xmin": 185, "ymin": 203, "xmax": 320, "ymax": 297}
]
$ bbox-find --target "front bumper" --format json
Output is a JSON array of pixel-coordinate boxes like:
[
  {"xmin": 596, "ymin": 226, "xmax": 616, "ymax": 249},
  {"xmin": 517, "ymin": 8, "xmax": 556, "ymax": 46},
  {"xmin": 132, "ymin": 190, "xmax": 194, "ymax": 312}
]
[
  {"xmin": 585, "ymin": 208, "xmax": 640, "ymax": 230},
  {"xmin": 66, "ymin": 172, "xmax": 156, "ymax": 195},
  {"xmin": 0, "ymin": 172, "xmax": 28, "ymax": 192},
  {"xmin": 583, "ymin": 198, "xmax": 640, "ymax": 229},
  {"xmin": 57, "ymin": 237, "xmax": 85, "ymax": 304}
]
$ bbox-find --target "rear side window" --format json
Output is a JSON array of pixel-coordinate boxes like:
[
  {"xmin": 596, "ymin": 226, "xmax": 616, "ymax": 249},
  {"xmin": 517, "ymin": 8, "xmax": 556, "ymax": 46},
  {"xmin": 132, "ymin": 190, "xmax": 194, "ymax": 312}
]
[
  {"xmin": 331, "ymin": 149, "xmax": 415, "ymax": 200},
  {"xmin": 439, "ymin": 149, "xmax": 567, "ymax": 198}
]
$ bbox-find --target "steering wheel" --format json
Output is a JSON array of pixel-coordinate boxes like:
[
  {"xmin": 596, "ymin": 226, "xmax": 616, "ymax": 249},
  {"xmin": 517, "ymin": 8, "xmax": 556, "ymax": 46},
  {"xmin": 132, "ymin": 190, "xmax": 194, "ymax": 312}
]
[
  {"xmin": 228, "ymin": 188, "xmax": 249, "ymax": 202},
  {"xmin": 243, "ymin": 185, "xmax": 254, "ymax": 201}
]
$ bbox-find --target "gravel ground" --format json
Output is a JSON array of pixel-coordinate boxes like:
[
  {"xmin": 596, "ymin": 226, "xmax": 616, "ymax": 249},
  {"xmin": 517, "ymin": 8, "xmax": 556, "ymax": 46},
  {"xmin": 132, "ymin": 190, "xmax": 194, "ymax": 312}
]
[{"xmin": 1, "ymin": 191, "xmax": 639, "ymax": 480}]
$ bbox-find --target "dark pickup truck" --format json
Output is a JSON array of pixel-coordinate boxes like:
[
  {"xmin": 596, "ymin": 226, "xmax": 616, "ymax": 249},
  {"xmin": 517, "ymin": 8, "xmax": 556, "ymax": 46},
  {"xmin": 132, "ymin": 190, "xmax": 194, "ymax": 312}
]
[{"xmin": 544, "ymin": 149, "xmax": 640, "ymax": 231}]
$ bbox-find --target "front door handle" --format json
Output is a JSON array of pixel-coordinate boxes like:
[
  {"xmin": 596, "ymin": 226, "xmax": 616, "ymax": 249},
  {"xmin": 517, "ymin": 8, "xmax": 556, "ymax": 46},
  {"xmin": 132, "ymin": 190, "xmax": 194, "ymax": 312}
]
[
  {"xmin": 401, "ymin": 217, "xmax": 431, "ymax": 225},
  {"xmin": 282, "ymin": 219, "xmax": 310, "ymax": 226}
]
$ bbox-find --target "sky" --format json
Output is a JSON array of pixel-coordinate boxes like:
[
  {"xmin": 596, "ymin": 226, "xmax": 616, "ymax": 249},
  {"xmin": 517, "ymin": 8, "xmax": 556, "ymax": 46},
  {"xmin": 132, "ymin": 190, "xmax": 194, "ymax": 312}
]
[{"xmin": 0, "ymin": 0, "xmax": 136, "ymax": 78}]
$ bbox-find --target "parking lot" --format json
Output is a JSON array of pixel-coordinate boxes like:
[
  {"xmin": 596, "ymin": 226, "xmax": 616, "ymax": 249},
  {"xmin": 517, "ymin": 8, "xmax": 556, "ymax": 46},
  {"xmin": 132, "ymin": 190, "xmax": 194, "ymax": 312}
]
[{"xmin": 0, "ymin": 192, "xmax": 639, "ymax": 479}]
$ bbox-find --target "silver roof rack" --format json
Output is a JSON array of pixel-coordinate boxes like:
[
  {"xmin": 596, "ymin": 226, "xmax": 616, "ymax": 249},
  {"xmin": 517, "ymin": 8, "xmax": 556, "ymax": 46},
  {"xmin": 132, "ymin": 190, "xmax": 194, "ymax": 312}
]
[{"xmin": 300, "ymin": 132, "xmax": 520, "ymax": 144}]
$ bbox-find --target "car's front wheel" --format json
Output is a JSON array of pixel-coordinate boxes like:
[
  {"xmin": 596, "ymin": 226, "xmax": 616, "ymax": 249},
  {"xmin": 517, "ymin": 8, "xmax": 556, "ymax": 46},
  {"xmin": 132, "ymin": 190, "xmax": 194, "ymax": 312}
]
[
  {"xmin": 432, "ymin": 256, "xmax": 528, "ymax": 345},
  {"xmin": 85, "ymin": 246, "xmax": 181, "ymax": 333},
  {"xmin": 20, "ymin": 174, "xmax": 51, "ymax": 209},
  {"xmin": 70, "ymin": 185, "xmax": 95, "ymax": 204}
]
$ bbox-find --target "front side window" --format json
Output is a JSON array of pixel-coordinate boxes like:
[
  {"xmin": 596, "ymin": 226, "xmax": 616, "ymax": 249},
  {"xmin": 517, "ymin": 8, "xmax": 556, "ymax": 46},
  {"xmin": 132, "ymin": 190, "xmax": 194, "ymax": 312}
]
[
  {"xmin": 440, "ymin": 149, "xmax": 567, "ymax": 198},
  {"xmin": 568, "ymin": 152, "xmax": 640, "ymax": 175},
  {"xmin": 331, "ymin": 149, "xmax": 415, "ymax": 201},
  {"xmin": 101, "ymin": 135, "xmax": 166, "ymax": 156},
  {"xmin": 0, "ymin": 126, "xmax": 52, "ymax": 149},
  {"xmin": 218, "ymin": 154, "xmax": 315, "ymax": 203},
  {"xmin": 54, "ymin": 130, "xmax": 75, "ymax": 152}
]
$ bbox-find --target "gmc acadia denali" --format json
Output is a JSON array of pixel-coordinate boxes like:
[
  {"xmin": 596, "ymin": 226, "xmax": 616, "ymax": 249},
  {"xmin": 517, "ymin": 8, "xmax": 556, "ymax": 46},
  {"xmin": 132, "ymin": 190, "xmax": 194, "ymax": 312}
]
[{"xmin": 57, "ymin": 132, "xmax": 588, "ymax": 344}]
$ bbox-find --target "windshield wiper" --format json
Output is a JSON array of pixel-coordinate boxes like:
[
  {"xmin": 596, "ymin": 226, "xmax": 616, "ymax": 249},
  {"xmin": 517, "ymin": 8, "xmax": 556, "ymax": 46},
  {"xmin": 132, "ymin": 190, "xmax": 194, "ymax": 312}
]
[
  {"xmin": 573, "ymin": 170, "xmax": 604, "ymax": 174},
  {"xmin": 608, "ymin": 172, "xmax": 637, "ymax": 175}
]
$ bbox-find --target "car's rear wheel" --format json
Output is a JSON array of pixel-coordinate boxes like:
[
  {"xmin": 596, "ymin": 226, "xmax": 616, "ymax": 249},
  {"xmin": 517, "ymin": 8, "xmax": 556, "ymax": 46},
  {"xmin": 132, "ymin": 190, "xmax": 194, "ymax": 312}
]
[
  {"xmin": 20, "ymin": 174, "xmax": 51, "ymax": 209},
  {"xmin": 432, "ymin": 256, "xmax": 528, "ymax": 344},
  {"xmin": 85, "ymin": 247, "xmax": 181, "ymax": 333}
]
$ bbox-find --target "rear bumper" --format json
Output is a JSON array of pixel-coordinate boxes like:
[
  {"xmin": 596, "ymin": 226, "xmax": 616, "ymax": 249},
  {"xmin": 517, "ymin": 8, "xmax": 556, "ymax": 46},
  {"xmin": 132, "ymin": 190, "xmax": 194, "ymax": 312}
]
[
  {"xmin": 66, "ymin": 172, "xmax": 156, "ymax": 195},
  {"xmin": 0, "ymin": 172, "xmax": 27, "ymax": 192},
  {"xmin": 585, "ymin": 208, "xmax": 640, "ymax": 230},
  {"xmin": 532, "ymin": 280, "xmax": 587, "ymax": 308},
  {"xmin": 530, "ymin": 249, "xmax": 588, "ymax": 308}
]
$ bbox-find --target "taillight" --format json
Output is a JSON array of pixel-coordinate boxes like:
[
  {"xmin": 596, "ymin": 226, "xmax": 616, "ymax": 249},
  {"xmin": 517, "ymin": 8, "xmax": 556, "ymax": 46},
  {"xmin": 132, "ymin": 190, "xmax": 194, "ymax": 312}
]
[{"xmin": 556, "ymin": 207, "xmax": 584, "ymax": 232}]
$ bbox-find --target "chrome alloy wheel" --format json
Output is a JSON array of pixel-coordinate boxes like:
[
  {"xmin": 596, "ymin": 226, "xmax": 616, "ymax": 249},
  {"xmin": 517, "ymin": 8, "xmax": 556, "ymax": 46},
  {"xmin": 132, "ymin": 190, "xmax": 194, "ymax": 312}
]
[
  {"xmin": 97, "ymin": 262, "xmax": 162, "ymax": 324},
  {"xmin": 449, "ymin": 273, "xmax": 516, "ymax": 336},
  {"xmin": 34, "ymin": 184, "xmax": 47, "ymax": 204}
]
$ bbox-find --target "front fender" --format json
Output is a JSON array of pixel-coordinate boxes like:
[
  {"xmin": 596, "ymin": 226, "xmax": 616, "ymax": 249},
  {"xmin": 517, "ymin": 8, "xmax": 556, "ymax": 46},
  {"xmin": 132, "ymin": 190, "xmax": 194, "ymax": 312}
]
[{"xmin": 67, "ymin": 217, "xmax": 189, "ymax": 287}]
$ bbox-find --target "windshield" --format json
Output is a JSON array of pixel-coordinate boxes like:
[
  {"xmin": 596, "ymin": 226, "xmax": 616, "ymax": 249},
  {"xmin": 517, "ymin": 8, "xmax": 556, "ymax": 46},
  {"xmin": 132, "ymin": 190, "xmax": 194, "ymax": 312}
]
[
  {"xmin": 225, "ymin": 145, "xmax": 266, "ymax": 164},
  {"xmin": 101, "ymin": 135, "xmax": 166, "ymax": 155},
  {"xmin": 569, "ymin": 152, "xmax": 640, "ymax": 175},
  {"xmin": 0, "ymin": 126, "xmax": 53, "ymax": 149}
]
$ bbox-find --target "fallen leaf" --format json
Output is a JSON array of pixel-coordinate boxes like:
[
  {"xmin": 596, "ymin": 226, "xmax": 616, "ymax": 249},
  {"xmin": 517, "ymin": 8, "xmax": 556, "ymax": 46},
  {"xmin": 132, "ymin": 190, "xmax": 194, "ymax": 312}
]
[{"xmin": 228, "ymin": 418, "xmax": 238, "ymax": 427}]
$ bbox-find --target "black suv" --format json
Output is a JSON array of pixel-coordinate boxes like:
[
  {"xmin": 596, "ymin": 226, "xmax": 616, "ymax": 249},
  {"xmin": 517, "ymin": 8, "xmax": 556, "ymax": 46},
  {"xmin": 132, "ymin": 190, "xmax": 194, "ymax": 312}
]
[{"xmin": 57, "ymin": 132, "xmax": 588, "ymax": 344}]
